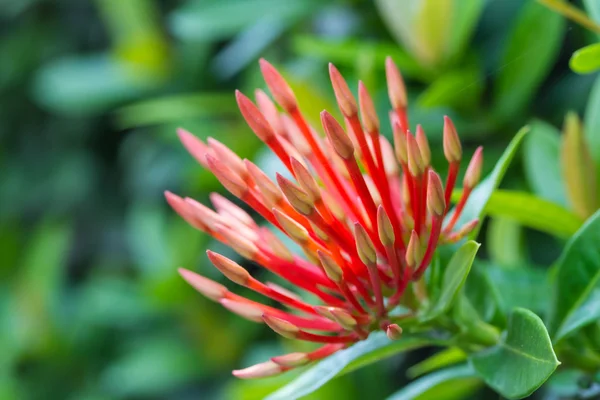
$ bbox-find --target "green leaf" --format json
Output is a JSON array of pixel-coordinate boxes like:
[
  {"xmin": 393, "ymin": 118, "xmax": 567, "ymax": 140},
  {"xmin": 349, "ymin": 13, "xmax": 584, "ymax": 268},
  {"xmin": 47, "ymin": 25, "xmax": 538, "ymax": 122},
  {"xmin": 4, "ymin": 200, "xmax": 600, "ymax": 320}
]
[
  {"xmin": 479, "ymin": 190, "xmax": 583, "ymax": 238},
  {"xmin": 387, "ymin": 364, "xmax": 481, "ymax": 400},
  {"xmin": 407, "ymin": 347, "xmax": 467, "ymax": 378},
  {"xmin": 570, "ymin": 43, "xmax": 600, "ymax": 74},
  {"xmin": 487, "ymin": 217, "xmax": 525, "ymax": 266},
  {"xmin": 447, "ymin": 126, "xmax": 529, "ymax": 239},
  {"xmin": 522, "ymin": 120, "xmax": 568, "ymax": 206},
  {"xmin": 446, "ymin": 0, "xmax": 485, "ymax": 62},
  {"xmin": 584, "ymin": 75, "xmax": 600, "ymax": 170},
  {"xmin": 426, "ymin": 241, "xmax": 480, "ymax": 319},
  {"xmin": 549, "ymin": 210, "xmax": 600, "ymax": 338},
  {"xmin": 471, "ymin": 308, "xmax": 560, "ymax": 399},
  {"xmin": 555, "ymin": 281, "xmax": 600, "ymax": 341},
  {"xmin": 417, "ymin": 69, "xmax": 482, "ymax": 109},
  {"xmin": 584, "ymin": 0, "xmax": 600, "ymax": 27},
  {"xmin": 493, "ymin": 1, "xmax": 565, "ymax": 121},
  {"xmin": 265, "ymin": 333, "xmax": 431, "ymax": 400}
]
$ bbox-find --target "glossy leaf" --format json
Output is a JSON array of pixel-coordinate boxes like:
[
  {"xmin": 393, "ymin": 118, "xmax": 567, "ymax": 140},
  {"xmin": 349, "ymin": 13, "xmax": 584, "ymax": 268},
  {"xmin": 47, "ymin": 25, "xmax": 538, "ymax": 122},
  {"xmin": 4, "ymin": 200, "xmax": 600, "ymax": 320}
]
[
  {"xmin": 387, "ymin": 364, "xmax": 481, "ymax": 400},
  {"xmin": 493, "ymin": 1, "xmax": 565, "ymax": 121},
  {"xmin": 266, "ymin": 333, "xmax": 431, "ymax": 400},
  {"xmin": 584, "ymin": 76, "xmax": 600, "ymax": 169},
  {"xmin": 570, "ymin": 43, "xmax": 600, "ymax": 74},
  {"xmin": 550, "ymin": 210, "xmax": 600, "ymax": 337},
  {"xmin": 522, "ymin": 120, "xmax": 567, "ymax": 206},
  {"xmin": 447, "ymin": 126, "xmax": 529, "ymax": 239},
  {"xmin": 426, "ymin": 241, "xmax": 480, "ymax": 319},
  {"xmin": 555, "ymin": 281, "xmax": 600, "ymax": 341},
  {"xmin": 407, "ymin": 348, "xmax": 467, "ymax": 379},
  {"xmin": 471, "ymin": 308, "xmax": 560, "ymax": 399},
  {"xmin": 480, "ymin": 190, "xmax": 582, "ymax": 238}
]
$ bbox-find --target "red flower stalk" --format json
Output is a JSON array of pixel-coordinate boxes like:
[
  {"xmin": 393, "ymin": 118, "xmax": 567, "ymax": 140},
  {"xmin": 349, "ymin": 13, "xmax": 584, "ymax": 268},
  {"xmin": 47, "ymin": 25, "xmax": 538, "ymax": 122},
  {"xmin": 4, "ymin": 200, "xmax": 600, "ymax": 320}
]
[{"xmin": 167, "ymin": 58, "xmax": 483, "ymax": 379}]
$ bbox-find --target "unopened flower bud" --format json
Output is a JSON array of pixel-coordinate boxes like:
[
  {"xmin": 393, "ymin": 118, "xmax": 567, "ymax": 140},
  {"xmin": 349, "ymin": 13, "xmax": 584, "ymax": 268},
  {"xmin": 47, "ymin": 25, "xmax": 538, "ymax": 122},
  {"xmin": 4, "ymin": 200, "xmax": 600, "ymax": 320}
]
[
  {"xmin": 443, "ymin": 116, "xmax": 462, "ymax": 163},
  {"xmin": 329, "ymin": 63, "xmax": 358, "ymax": 118}
]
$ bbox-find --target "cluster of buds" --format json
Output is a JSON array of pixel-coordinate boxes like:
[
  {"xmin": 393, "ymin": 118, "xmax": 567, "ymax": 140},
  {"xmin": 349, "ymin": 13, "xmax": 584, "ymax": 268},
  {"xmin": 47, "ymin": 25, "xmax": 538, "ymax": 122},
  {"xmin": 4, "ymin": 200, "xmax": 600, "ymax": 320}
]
[{"xmin": 166, "ymin": 58, "xmax": 483, "ymax": 378}]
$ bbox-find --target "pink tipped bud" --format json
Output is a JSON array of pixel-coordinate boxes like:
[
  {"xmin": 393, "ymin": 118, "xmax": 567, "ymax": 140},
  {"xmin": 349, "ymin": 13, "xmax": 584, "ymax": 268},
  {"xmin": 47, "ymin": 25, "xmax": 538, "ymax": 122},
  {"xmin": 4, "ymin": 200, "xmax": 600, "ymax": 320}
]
[
  {"xmin": 206, "ymin": 250, "xmax": 250, "ymax": 285},
  {"xmin": 263, "ymin": 314, "xmax": 300, "ymax": 339},
  {"xmin": 265, "ymin": 281, "xmax": 301, "ymax": 301},
  {"xmin": 273, "ymin": 208, "xmax": 309, "ymax": 243},
  {"xmin": 185, "ymin": 197, "xmax": 220, "ymax": 231},
  {"xmin": 290, "ymin": 158, "xmax": 321, "ymax": 202},
  {"xmin": 330, "ymin": 308, "xmax": 357, "ymax": 330},
  {"xmin": 354, "ymin": 223, "xmax": 377, "ymax": 266},
  {"xmin": 406, "ymin": 230, "xmax": 423, "ymax": 268},
  {"xmin": 310, "ymin": 221, "xmax": 329, "ymax": 241},
  {"xmin": 321, "ymin": 111, "xmax": 355, "ymax": 160},
  {"xmin": 385, "ymin": 57, "xmax": 407, "ymax": 109},
  {"xmin": 236, "ymin": 90, "xmax": 275, "ymax": 141},
  {"xmin": 178, "ymin": 268, "xmax": 227, "ymax": 301},
  {"xmin": 322, "ymin": 191, "xmax": 346, "ymax": 221},
  {"xmin": 165, "ymin": 191, "xmax": 205, "ymax": 231},
  {"xmin": 427, "ymin": 171, "xmax": 446, "ymax": 217},
  {"xmin": 443, "ymin": 116, "xmax": 462, "ymax": 163},
  {"xmin": 316, "ymin": 250, "xmax": 344, "ymax": 283},
  {"xmin": 206, "ymin": 154, "xmax": 248, "ymax": 198},
  {"xmin": 244, "ymin": 160, "xmax": 282, "ymax": 208},
  {"xmin": 207, "ymin": 137, "xmax": 247, "ymax": 179},
  {"xmin": 276, "ymin": 173, "xmax": 314, "ymax": 216},
  {"xmin": 233, "ymin": 361, "xmax": 283, "ymax": 379},
  {"xmin": 255, "ymin": 89, "xmax": 284, "ymax": 136},
  {"xmin": 380, "ymin": 136, "xmax": 399, "ymax": 176},
  {"xmin": 260, "ymin": 229, "xmax": 294, "ymax": 262},
  {"xmin": 386, "ymin": 323, "xmax": 403, "ymax": 340},
  {"xmin": 406, "ymin": 132, "xmax": 425, "ymax": 177},
  {"xmin": 177, "ymin": 128, "xmax": 212, "ymax": 168},
  {"xmin": 217, "ymin": 224, "xmax": 259, "ymax": 260},
  {"xmin": 463, "ymin": 146, "xmax": 483, "ymax": 189},
  {"xmin": 314, "ymin": 305, "xmax": 335, "ymax": 320},
  {"xmin": 377, "ymin": 205, "xmax": 395, "ymax": 246},
  {"xmin": 329, "ymin": 63, "xmax": 358, "ymax": 118},
  {"xmin": 259, "ymin": 59, "xmax": 297, "ymax": 112},
  {"xmin": 221, "ymin": 299, "xmax": 264, "ymax": 322},
  {"xmin": 358, "ymin": 81, "xmax": 379, "ymax": 133},
  {"xmin": 210, "ymin": 193, "xmax": 255, "ymax": 228},
  {"xmin": 272, "ymin": 352, "xmax": 309, "ymax": 367},
  {"xmin": 281, "ymin": 114, "xmax": 311, "ymax": 156},
  {"xmin": 392, "ymin": 122, "xmax": 408, "ymax": 164},
  {"xmin": 415, "ymin": 125, "xmax": 431, "ymax": 166},
  {"xmin": 445, "ymin": 219, "xmax": 479, "ymax": 243}
]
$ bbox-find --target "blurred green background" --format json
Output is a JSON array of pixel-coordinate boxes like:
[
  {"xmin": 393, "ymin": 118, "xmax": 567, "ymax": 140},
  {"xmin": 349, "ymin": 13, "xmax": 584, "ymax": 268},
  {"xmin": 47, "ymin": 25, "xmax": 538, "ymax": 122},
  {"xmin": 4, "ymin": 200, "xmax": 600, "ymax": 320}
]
[{"xmin": 1, "ymin": 0, "xmax": 598, "ymax": 399}]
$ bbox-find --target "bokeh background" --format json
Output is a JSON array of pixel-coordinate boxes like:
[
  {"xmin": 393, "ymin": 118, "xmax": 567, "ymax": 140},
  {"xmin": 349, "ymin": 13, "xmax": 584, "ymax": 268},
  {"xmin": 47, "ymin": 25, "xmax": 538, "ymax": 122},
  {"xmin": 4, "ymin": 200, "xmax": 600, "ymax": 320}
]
[{"xmin": 1, "ymin": 0, "xmax": 598, "ymax": 399}]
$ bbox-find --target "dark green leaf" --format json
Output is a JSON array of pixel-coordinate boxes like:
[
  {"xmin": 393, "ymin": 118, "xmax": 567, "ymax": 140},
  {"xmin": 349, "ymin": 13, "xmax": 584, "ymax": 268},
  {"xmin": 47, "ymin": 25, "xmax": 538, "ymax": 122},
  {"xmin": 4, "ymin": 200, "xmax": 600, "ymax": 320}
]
[
  {"xmin": 387, "ymin": 364, "xmax": 481, "ymax": 400},
  {"xmin": 426, "ymin": 241, "xmax": 480, "ymax": 319},
  {"xmin": 481, "ymin": 190, "xmax": 583, "ymax": 238},
  {"xmin": 522, "ymin": 120, "xmax": 568, "ymax": 206},
  {"xmin": 570, "ymin": 43, "xmax": 600, "ymax": 74},
  {"xmin": 265, "ymin": 333, "xmax": 430, "ymax": 400},
  {"xmin": 584, "ymin": 76, "xmax": 600, "ymax": 167},
  {"xmin": 549, "ymin": 210, "xmax": 600, "ymax": 336},
  {"xmin": 471, "ymin": 308, "xmax": 560, "ymax": 399},
  {"xmin": 446, "ymin": 126, "xmax": 529, "ymax": 240},
  {"xmin": 555, "ymin": 281, "xmax": 600, "ymax": 341},
  {"xmin": 493, "ymin": 1, "xmax": 565, "ymax": 121},
  {"xmin": 407, "ymin": 348, "xmax": 467, "ymax": 379}
]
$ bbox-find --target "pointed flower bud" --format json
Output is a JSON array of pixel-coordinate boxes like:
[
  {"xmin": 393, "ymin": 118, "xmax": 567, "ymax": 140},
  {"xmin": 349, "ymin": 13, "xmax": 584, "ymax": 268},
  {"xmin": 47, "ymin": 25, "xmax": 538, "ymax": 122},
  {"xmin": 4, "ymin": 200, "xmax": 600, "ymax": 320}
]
[
  {"xmin": 177, "ymin": 128, "xmax": 212, "ymax": 168},
  {"xmin": 217, "ymin": 224, "xmax": 259, "ymax": 260},
  {"xmin": 236, "ymin": 90, "xmax": 275, "ymax": 141},
  {"xmin": 427, "ymin": 171, "xmax": 446, "ymax": 217},
  {"xmin": 263, "ymin": 314, "xmax": 300, "ymax": 339},
  {"xmin": 316, "ymin": 250, "xmax": 344, "ymax": 283},
  {"xmin": 271, "ymin": 353, "xmax": 309, "ymax": 368},
  {"xmin": 178, "ymin": 268, "xmax": 227, "ymax": 301},
  {"xmin": 321, "ymin": 111, "xmax": 355, "ymax": 160},
  {"xmin": 354, "ymin": 223, "xmax": 377, "ymax": 266},
  {"xmin": 291, "ymin": 157, "xmax": 321, "ymax": 202},
  {"xmin": 330, "ymin": 308, "xmax": 357, "ymax": 330},
  {"xmin": 463, "ymin": 146, "xmax": 483, "ymax": 189},
  {"xmin": 244, "ymin": 160, "xmax": 282, "ymax": 207},
  {"xmin": 221, "ymin": 299, "xmax": 263, "ymax": 322},
  {"xmin": 207, "ymin": 137, "xmax": 247, "ymax": 179},
  {"xmin": 393, "ymin": 122, "xmax": 408, "ymax": 164},
  {"xmin": 386, "ymin": 323, "xmax": 403, "ymax": 340},
  {"xmin": 406, "ymin": 132, "xmax": 425, "ymax": 177},
  {"xmin": 358, "ymin": 81, "xmax": 379, "ymax": 133},
  {"xmin": 377, "ymin": 205, "xmax": 395, "ymax": 246},
  {"xmin": 259, "ymin": 59, "xmax": 297, "ymax": 112},
  {"xmin": 273, "ymin": 208, "xmax": 309, "ymax": 243},
  {"xmin": 406, "ymin": 230, "xmax": 423, "ymax": 268},
  {"xmin": 415, "ymin": 125, "xmax": 431, "ymax": 166},
  {"xmin": 206, "ymin": 154, "xmax": 248, "ymax": 198},
  {"xmin": 385, "ymin": 57, "xmax": 407, "ymax": 109},
  {"xmin": 255, "ymin": 89, "xmax": 284, "ymax": 136},
  {"xmin": 329, "ymin": 63, "xmax": 358, "ymax": 117},
  {"xmin": 276, "ymin": 174, "xmax": 314, "ymax": 215},
  {"xmin": 443, "ymin": 116, "xmax": 462, "ymax": 163},
  {"xmin": 233, "ymin": 361, "xmax": 283, "ymax": 379},
  {"xmin": 207, "ymin": 250, "xmax": 250, "ymax": 285}
]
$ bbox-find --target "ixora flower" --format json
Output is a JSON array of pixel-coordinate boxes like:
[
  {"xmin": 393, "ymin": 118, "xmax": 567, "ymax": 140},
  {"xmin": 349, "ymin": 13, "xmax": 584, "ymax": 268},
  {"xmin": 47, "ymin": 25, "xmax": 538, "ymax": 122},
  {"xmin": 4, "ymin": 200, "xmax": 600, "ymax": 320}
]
[{"xmin": 165, "ymin": 58, "xmax": 483, "ymax": 379}]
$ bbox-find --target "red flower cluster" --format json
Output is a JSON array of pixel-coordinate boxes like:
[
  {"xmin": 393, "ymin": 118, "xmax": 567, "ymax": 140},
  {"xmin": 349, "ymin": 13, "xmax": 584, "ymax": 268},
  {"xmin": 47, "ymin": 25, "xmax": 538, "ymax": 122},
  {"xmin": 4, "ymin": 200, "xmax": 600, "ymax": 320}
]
[{"xmin": 166, "ymin": 58, "xmax": 483, "ymax": 378}]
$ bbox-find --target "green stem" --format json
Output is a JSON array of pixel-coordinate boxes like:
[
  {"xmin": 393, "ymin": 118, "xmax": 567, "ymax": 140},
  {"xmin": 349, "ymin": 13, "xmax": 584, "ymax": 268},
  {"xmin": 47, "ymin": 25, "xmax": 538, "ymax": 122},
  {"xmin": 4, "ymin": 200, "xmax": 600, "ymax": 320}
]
[{"xmin": 538, "ymin": 0, "xmax": 600, "ymax": 34}]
